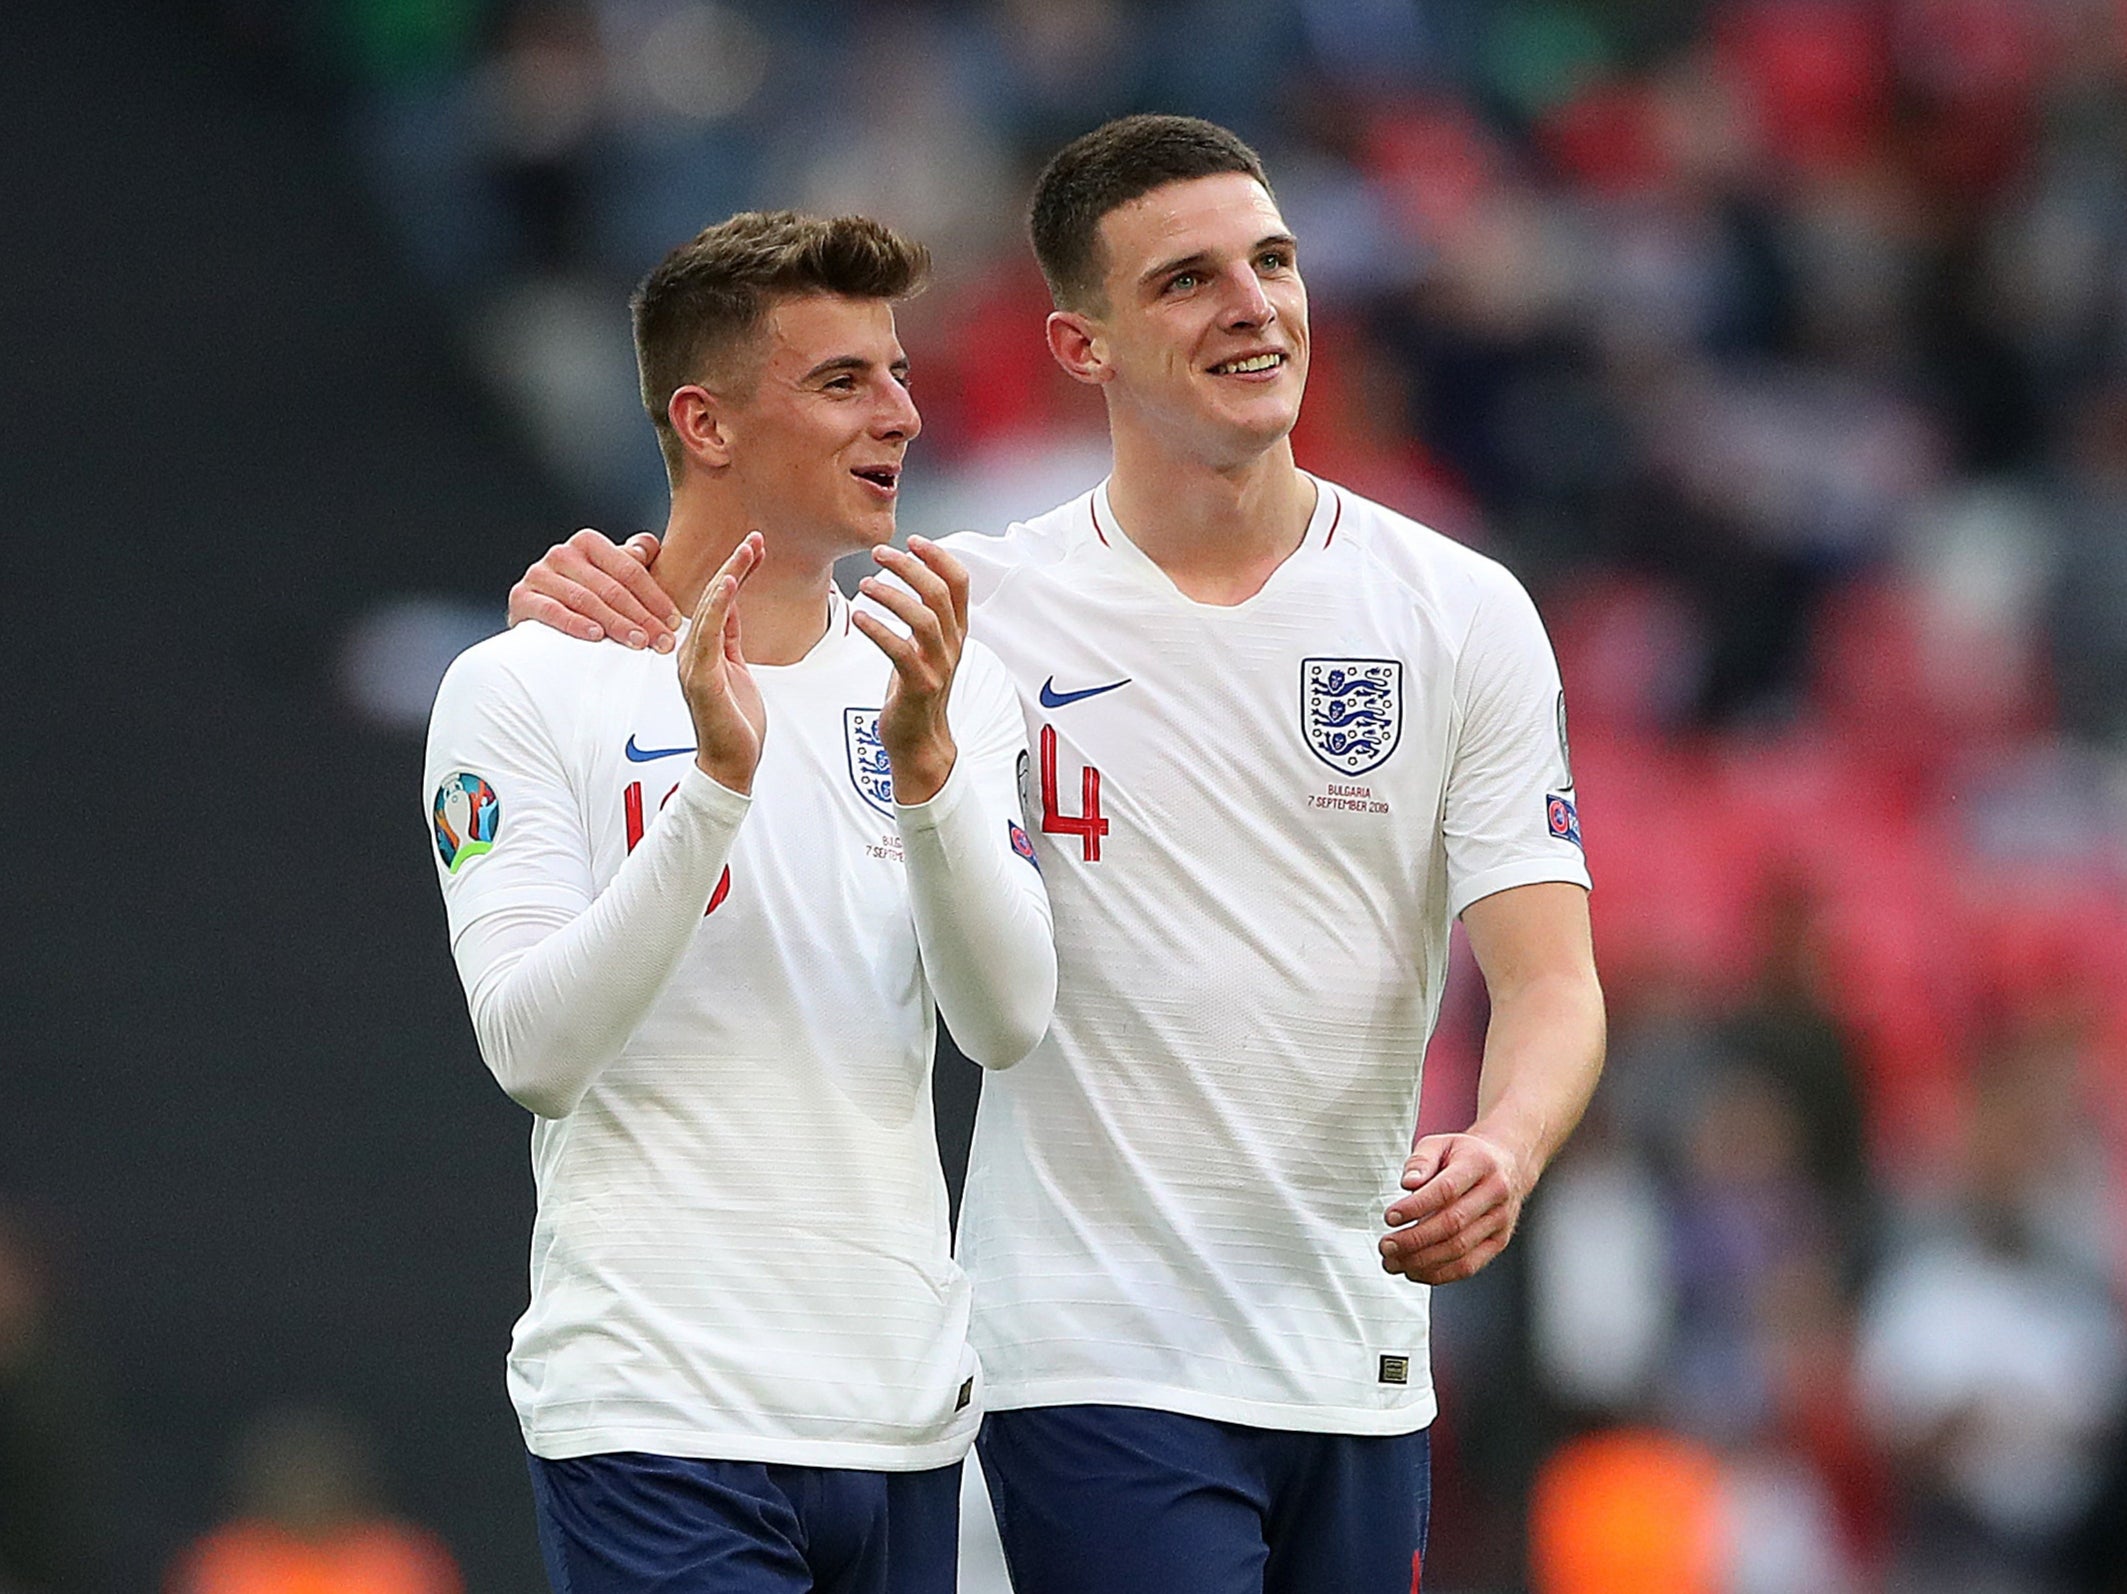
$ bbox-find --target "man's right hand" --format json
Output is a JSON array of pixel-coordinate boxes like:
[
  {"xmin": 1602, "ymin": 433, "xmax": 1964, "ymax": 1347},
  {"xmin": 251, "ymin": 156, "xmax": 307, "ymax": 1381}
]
[
  {"xmin": 680, "ymin": 534, "xmax": 767, "ymax": 794},
  {"xmin": 510, "ymin": 528, "xmax": 682, "ymax": 652}
]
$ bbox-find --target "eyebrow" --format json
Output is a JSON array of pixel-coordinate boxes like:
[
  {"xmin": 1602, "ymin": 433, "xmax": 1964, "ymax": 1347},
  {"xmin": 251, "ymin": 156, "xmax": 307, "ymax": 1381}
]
[
  {"xmin": 800, "ymin": 353, "xmax": 909, "ymax": 382},
  {"xmin": 1139, "ymin": 232, "xmax": 1298, "ymax": 288}
]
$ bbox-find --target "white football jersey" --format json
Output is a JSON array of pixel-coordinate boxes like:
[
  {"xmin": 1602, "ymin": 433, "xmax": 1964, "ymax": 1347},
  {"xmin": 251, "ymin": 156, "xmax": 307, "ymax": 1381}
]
[
  {"xmin": 426, "ymin": 593, "xmax": 1036, "ymax": 1468},
  {"xmin": 949, "ymin": 476, "xmax": 1589, "ymax": 1433}
]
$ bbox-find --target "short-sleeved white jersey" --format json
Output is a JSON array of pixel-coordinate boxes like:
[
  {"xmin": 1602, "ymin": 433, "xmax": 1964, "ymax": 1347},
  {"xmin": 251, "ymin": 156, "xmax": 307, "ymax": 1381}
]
[
  {"xmin": 425, "ymin": 593, "xmax": 1033, "ymax": 1468},
  {"xmin": 948, "ymin": 475, "xmax": 1589, "ymax": 1434}
]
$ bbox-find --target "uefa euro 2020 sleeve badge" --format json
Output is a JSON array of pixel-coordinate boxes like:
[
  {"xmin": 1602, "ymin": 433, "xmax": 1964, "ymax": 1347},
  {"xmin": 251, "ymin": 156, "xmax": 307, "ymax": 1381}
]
[{"xmin": 434, "ymin": 772, "xmax": 501, "ymax": 873}]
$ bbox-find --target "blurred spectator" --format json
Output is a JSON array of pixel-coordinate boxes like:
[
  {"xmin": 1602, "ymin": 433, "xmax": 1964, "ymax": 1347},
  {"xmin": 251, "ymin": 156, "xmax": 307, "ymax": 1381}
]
[
  {"xmin": 0, "ymin": 1208, "xmax": 109, "ymax": 1594},
  {"xmin": 167, "ymin": 1408, "xmax": 460, "ymax": 1594},
  {"xmin": 1856, "ymin": 1047, "xmax": 2127, "ymax": 1594},
  {"xmin": 1719, "ymin": 869, "xmax": 1875, "ymax": 1274}
]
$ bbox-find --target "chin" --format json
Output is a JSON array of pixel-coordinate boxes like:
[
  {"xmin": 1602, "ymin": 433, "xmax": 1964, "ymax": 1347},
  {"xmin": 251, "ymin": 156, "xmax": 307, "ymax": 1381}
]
[
  {"xmin": 1221, "ymin": 402, "xmax": 1302, "ymax": 454},
  {"xmin": 836, "ymin": 509, "xmax": 897, "ymax": 551}
]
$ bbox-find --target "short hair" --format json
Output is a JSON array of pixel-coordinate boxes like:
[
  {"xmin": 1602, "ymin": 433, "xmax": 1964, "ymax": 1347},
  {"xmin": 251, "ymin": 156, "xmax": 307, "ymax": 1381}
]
[
  {"xmin": 1028, "ymin": 115, "xmax": 1272, "ymax": 311},
  {"xmin": 631, "ymin": 210, "xmax": 931, "ymax": 479}
]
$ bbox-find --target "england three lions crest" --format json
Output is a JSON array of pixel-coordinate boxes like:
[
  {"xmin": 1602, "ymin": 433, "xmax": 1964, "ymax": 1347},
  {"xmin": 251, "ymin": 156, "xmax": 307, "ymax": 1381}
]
[
  {"xmin": 1302, "ymin": 659, "xmax": 1403, "ymax": 776},
  {"xmin": 844, "ymin": 708, "xmax": 896, "ymax": 815}
]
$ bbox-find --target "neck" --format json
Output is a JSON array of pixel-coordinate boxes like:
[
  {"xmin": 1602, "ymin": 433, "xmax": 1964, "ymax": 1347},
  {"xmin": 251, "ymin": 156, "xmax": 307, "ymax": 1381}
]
[
  {"xmin": 658, "ymin": 483, "xmax": 838, "ymax": 665},
  {"xmin": 1104, "ymin": 426, "xmax": 1316, "ymax": 605}
]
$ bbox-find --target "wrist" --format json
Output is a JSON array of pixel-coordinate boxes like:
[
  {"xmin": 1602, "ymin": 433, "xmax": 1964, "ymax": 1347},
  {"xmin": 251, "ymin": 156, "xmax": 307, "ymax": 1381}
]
[
  {"xmin": 694, "ymin": 751, "xmax": 754, "ymax": 796},
  {"xmin": 1462, "ymin": 1119, "xmax": 1541, "ymax": 1191},
  {"xmin": 888, "ymin": 736, "xmax": 956, "ymax": 807}
]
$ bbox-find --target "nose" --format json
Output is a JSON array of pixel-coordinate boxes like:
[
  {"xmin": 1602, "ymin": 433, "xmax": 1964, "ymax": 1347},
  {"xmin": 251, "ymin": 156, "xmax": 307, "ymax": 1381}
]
[
  {"xmin": 874, "ymin": 376, "xmax": 921, "ymax": 442},
  {"xmin": 1220, "ymin": 263, "xmax": 1275, "ymax": 329}
]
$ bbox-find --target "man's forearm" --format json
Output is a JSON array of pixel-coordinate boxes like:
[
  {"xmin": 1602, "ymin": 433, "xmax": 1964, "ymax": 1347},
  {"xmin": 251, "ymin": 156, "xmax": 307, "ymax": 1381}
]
[
  {"xmin": 458, "ymin": 769, "xmax": 749, "ymax": 1117},
  {"xmin": 896, "ymin": 763, "xmax": 1056, "ymax": 1069},
  {"xmin": 1468, "ymin": 967, "xmax": 1606, "ymax": 1179}
]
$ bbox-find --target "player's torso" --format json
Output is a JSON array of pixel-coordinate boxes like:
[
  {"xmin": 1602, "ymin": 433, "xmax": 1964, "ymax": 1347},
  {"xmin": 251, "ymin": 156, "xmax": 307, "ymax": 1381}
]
[
  {"xmin": 560, "ymin": 622, "xmax": 932, "ymax": 1172},
  {"xmin": 512, "ymin": 619, "xmax": 974, "ymax": 1463},
  {"xmin": 953, "ymin": 485, "xmax": 1463, "ymax": 1423},
  {"xmin": 969, "ymin": 491, "xmax": 1461, "ymax": 1103}
]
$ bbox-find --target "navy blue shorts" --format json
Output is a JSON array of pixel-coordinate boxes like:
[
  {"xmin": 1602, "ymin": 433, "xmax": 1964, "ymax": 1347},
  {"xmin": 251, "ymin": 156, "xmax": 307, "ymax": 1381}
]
[
  {"xmin": 978, "ymin": 1405, "xmax": 1430, "ymax": 1594},
  {"xmin": 526, "ymin": 1451, "xmax": 961, "ymax": 1594}
]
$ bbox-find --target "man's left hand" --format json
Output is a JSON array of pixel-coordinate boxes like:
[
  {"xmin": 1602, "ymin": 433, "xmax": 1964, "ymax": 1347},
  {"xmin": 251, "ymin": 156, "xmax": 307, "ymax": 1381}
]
[
  {"xmin": 853, "ymin": 536, "xmax": 968, "ymax": 806},
  {"xmin": 1378, "ymin": 1131, "xmax": 1529, "ymax": 1285}
]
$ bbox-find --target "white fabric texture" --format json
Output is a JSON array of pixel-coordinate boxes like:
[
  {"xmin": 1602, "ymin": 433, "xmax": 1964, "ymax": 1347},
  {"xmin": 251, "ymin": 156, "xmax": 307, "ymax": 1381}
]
[
  {"xmin": 425, "ymin": 592, "xmax": 1051, "ymax": 1468},
  {"xmin": 947, "ymin": 476, "xmax": 1590, "ymax": 1434}
]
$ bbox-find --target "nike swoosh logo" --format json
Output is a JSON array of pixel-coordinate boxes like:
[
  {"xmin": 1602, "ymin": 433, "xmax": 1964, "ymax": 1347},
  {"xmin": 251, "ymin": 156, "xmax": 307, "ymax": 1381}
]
[
  {"xmin": 1039, "ymin": 676, "xmax": 1132, "ymax": 709},
  {"xmin": 624, "ymin": 736, "xmax": 696, "ymax": 762}
]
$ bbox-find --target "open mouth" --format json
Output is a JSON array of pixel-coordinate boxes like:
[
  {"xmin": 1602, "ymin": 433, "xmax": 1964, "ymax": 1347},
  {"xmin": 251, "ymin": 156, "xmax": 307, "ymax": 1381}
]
[
  {"xmin": 1208, "ymin": 352, "xmax": 1286, "ymax": 376},
  {"xmin": 851, "ymin": 465, "xmax": 900, "ymax": 494}
]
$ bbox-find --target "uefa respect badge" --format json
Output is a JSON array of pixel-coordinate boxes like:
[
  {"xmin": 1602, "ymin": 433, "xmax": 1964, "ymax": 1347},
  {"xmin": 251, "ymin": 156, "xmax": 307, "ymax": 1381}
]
[{"xmin": 434, "ymin": 772, "xmax": 500, "ymax": 873}]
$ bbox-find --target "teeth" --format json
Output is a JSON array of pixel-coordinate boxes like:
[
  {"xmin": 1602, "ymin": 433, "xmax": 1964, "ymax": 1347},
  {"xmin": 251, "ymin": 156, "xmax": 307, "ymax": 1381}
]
[{"xmin": 1215, "ymin": 353, "xmax": 1282, "ymax": 374}]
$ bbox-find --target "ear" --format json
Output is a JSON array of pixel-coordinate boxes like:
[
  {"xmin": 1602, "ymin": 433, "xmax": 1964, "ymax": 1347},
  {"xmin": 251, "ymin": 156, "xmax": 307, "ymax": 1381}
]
[
  {"xmin": 669, "ymin": 385, "xmax": 735, "ymax": 470},
  {"xmin": 1045, "ymin": 310, "xmax": 1111, "ymax": 387}
]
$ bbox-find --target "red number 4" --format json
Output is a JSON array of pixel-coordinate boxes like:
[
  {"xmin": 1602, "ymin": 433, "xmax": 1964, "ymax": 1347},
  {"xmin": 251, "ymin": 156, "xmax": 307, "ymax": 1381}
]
[{"xmin": 1039, "ymin": 724, "xmax": 1109, "ymax": 861}]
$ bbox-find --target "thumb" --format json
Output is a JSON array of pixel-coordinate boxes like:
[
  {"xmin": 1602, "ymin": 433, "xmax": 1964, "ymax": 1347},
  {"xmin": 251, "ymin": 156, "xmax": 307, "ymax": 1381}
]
[
  {"xmin": 626, "ymin": 531, "xmax": 661, "ymax": 566},
  {"xmin": 1402, "ymin": 1135, "xmax": 1451, "ymax": 1191}
]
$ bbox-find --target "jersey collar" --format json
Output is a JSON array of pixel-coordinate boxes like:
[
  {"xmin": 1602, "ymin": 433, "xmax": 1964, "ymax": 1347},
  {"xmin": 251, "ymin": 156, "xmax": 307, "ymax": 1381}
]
[{"xmin": 1087, "ymin": 472, "xmax": 1341, "ymax": 603}]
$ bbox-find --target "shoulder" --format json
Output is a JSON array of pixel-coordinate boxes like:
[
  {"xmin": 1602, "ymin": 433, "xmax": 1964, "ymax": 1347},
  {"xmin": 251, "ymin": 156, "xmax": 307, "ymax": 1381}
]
[
  {"xmin": 1326, "ymin": 481, "xmax": 1527, "ymax": 608},
  {"xmin": 430, "ymin": 621, "xmax": 620, "ymax": 746},
  {"xmin": 939, "ymin": 489, "xmax": 1099, "ymax": 604},
  {"xmin": 437, "ymin": 619, "xmax": 597, "ymax": 692},
  {"xmin": 950, "ymin": 635, "xmax": 1025, "ymax": 726},
  {"xmin": 1321, "ymin": 479, "xmax": 1541, "ymax": 642}
]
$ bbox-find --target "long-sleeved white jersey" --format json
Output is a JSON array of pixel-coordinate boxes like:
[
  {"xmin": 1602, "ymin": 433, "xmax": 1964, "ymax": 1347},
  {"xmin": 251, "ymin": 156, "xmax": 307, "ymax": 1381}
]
[{"xmin": 425, "ymin": 590, "xmax": 1053, "ymax": 1468}]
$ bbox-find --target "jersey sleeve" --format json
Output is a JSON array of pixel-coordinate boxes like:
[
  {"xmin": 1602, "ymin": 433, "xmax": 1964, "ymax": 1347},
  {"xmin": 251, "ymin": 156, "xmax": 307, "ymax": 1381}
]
[
  {"xmin": 1441, "ymin": 568, "xmax": 1591, "ymax": 918},
  {"xmin": 424, "ymin": 641, "xmax": 750, "ymax": 1117},
  {"xmin": 894, "ymin": 638, "xmax": 1056, "ymax": 1068}
]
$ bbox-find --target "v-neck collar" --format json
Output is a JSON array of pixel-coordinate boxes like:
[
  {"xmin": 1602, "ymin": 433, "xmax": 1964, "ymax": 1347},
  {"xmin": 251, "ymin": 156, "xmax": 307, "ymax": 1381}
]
[{"xmin": 1088, "ymin": 472, "xmax": 1341, "ymax": 610}]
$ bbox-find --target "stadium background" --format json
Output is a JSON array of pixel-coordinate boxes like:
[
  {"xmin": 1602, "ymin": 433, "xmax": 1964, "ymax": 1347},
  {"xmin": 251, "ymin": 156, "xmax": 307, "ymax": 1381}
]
[{"xmin": 5, "ymin": 0, "xmax": 2127, "ymax": 1590}]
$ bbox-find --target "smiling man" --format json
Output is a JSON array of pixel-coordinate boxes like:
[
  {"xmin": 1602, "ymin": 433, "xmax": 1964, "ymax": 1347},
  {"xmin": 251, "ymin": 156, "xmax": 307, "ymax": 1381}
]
[
  {"xmin": 424, "ymin": 212, "xmax": 1055, "ymax": 1594},
  {"xmin": 512, "ymin": 119, "xmax": 1605, "ymax": 1594}
]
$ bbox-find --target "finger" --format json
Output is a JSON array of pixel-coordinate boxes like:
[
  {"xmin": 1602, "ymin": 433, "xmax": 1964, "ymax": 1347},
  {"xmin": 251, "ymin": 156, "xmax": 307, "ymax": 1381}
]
[
  {"xmin": 855, "ymin": 575, "xmax": 946, "ymax": 653},
  {"xmin": 902, "ymin": 537, "xmax": 971, "ymax": 634},
  {"xmin": 1400, "ymin": 1139, "xmax": 1447, "ymax": 1192},
  {"xmin": 1387, "ymin": 1233, "xmax": 1509, "ymax": 1284},
  {"xmin": 870, "ymin": 545, "xmax": 959, "ymax": 648},
  {"xmin": 851, "ymin": 609, "xmax": 920, "ymax": 673},
  {"xmin": 1395, "ymin": 1216, "xmax": 1513, "ymax": 1279},
  {"xmin": 1388, "ymin": 1151, "xmax": 1509, "ymax": 1229},
  {"xmin": 625, "ymin": 531, "xmax": 662, "ymax": 566},
  {"xmin": 1383, "ymin": 1182, "xmax": 1509, "ymax": 1257},
  {"xmin": 722, "ymin": 575, "xmax": 746, "ymax": 664},
  {"xmin": 1385, "ymin": 1161, "xmax": 1466, "ymax": 1226},
  {"xmin": 1380, "ymin": 1200, "xmax": 1508, "ymax": 1271},
  {"xmin": 716, "ymin": 530, "xmax": 765, "ymax": 589},
  {"xmin": 683, "ymin": 572, "xmax": 739, "ymax": 673},
  {"xmin": 568, "ymin": 527, "xmax": 685, "ymax": 639},
  {"xmin": 508, "ymin": 585, "xmax": 604, "ymax": 642},
  {"xmin": 519, "ymin": 566, "xmax": 647, "ymax": 645},
  {"xmin": 545, "ymin": 552, "xmax": 662, "ymax": 649}
]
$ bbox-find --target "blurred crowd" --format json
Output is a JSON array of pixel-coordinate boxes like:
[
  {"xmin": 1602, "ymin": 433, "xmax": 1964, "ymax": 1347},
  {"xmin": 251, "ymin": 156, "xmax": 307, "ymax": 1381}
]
[{"xmin": 165, "ymin": 0, "xmax": 2127, "ymax": 1589}]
